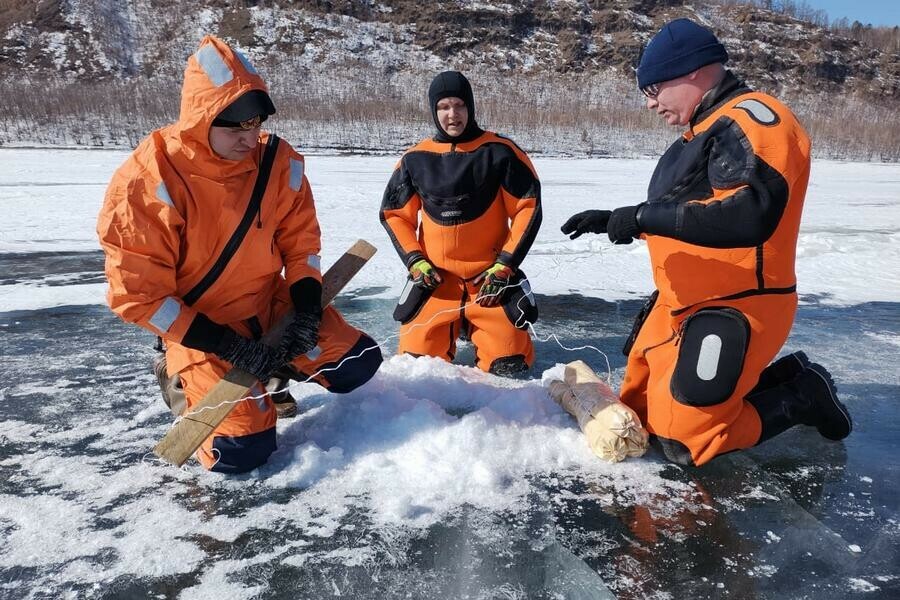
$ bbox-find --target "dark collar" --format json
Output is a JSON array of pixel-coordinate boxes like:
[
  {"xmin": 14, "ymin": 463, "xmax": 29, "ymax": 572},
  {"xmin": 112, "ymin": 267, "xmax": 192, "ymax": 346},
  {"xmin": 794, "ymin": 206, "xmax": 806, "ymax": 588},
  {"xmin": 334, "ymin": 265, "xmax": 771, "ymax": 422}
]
[{"xmin": 690, "ymin": 71, "xmax": 752, "ymax": 128}]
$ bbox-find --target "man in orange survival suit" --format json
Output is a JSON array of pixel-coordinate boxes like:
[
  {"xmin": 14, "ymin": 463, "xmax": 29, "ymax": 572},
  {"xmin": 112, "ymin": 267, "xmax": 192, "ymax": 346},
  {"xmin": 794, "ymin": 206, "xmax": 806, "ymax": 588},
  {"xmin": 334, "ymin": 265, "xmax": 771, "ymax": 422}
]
[
  {"xmin": 380, "ymin": 71, "xmax": 541, "ymax": 375},
  {"xmin": 561, "ymin": 19, "xmax": 851, "ymax": 466},
  {"xmin": 97, "ymin": 36, "xmax": 382, "ymax": 473}
]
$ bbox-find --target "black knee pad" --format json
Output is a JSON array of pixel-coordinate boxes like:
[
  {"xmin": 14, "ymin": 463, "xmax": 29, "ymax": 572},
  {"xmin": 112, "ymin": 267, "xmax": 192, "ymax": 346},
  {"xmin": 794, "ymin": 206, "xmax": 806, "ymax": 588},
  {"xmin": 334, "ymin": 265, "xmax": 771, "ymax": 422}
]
[
  {"xmin": 671, "ymin": 307, "xmax": 750, "ymax": 407},
  {"xmin": 210, "ymin": 427, "xmax": 277, "ymax": 474},
  {"xmin": 393, "ymin": 277, "xmax": 433, "ymax": 324},
  {"xmin": 500, "ymin": 270, "xmax": 538, "ymax": 329},
  {"xmin": 324, "ymin": 334, "xmax": 383, "ymax": 394}
]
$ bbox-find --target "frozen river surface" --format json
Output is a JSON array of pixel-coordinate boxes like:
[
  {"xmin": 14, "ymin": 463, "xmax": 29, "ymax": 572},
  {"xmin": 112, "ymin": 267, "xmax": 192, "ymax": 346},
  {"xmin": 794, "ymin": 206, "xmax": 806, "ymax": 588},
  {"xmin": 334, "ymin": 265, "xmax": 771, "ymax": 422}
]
[{"xmin": 0, "ymin": 149, "xmax": 898, "ymax": 599}]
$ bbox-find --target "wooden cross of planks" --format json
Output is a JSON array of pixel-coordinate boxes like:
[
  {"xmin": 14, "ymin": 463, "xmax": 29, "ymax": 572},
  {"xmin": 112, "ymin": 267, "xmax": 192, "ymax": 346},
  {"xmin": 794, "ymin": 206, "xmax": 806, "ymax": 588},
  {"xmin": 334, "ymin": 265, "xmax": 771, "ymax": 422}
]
[{"xmin": 152, "ymin": 239, "xmax": 377, "ymax": 467}]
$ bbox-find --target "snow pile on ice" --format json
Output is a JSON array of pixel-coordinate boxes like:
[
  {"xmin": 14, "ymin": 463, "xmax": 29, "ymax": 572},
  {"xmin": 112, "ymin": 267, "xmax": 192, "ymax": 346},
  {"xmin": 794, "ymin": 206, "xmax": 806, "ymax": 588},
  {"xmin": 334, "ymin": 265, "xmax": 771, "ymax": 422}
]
[
  {"xmin": 0, "ymin": 357, "xmax": 689, "ymax": 596},
  {"xmin": 266, "ymin": 355, "xmax": 680, "ymax": 527}
]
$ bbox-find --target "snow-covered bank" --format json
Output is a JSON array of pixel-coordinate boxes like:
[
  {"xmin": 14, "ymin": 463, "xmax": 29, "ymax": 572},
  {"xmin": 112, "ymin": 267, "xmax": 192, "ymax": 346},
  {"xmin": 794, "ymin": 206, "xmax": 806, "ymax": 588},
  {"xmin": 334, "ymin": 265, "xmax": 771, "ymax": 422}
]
[{"xmin": 1, "ymin": 149, "xmax": 899, "ymax": 311}]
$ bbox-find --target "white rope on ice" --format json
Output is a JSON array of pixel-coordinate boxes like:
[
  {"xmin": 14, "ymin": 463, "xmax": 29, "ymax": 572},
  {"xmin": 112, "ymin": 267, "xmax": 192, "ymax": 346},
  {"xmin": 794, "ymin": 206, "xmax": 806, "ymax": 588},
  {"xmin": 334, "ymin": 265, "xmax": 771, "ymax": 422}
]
[{"xmin": 171, "ymin": 278, "xmax": 615, "ymax": 425}]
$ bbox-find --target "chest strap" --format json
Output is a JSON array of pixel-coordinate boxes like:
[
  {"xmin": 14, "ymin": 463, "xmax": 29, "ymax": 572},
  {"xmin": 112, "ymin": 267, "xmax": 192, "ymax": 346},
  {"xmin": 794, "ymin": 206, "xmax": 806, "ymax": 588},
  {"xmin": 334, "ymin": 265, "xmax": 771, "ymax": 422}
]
[{"xmin": 182, "ymin": 134, "xmax": 280, "ymax": 307}]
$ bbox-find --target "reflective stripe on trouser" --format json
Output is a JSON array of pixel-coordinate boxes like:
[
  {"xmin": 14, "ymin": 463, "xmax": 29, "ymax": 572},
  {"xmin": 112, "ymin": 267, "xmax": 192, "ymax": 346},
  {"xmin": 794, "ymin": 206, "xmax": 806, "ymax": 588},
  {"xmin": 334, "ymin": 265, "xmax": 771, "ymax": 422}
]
[
  {"xmin": 618, "ymin": 293, "xmax": 796, "ymax": 466},
  {"xmin": 397, "ymin": 274, "xmax": 534, "ymax": 372},
  {"xmin": 178, "ymin": 304, "xmax": 380, "ymax": 472}
]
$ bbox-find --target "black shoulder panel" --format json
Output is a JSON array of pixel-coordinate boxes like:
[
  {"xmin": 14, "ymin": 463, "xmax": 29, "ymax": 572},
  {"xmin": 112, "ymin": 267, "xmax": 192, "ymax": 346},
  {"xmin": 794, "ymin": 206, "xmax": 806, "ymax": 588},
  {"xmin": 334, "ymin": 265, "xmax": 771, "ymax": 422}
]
[
  {"xmin": 641, "ymin": 117, "xmax": 789, "ymax": 248},
  {"xmin": 707, "ymin": 118, "xmax": 755, "ymax": 190},
  {"xmin": 647, "ymin": 124, "xmax": 718, "ymax": 205},
  {"xmin": 402, "ymin": 142, "xmax": 524, "ymax": 225},
  {"xmin": 501, "ymin": 147, "xmax": 540, "ymax": 201},
  {"xmin": 380, "ymin": 165, "xmax": 416, "ymax": 211}
]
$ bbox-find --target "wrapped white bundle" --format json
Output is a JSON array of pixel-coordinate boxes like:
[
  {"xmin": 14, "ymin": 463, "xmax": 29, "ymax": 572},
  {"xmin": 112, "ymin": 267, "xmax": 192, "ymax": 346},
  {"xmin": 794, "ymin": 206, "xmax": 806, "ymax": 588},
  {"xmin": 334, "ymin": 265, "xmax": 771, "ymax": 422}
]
[{"xmin": 549, "ymin": 360, "xmax": 649, "ymax": 462}]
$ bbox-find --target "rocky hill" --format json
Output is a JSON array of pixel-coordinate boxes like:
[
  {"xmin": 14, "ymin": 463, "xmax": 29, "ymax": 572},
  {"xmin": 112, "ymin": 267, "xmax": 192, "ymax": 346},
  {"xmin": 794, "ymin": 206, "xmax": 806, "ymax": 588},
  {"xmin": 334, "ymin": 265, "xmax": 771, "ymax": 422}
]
[{"xmin": 1, "ymin": 0, "xmax": 897, "ymax": 159}]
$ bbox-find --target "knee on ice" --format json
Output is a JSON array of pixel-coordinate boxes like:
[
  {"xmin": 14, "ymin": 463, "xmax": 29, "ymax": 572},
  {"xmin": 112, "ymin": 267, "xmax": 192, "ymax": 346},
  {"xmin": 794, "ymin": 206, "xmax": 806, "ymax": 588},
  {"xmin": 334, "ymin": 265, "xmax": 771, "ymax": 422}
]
[{"xmin": 324, "ymin": 334, "xmax": 383, "ymax": 394}]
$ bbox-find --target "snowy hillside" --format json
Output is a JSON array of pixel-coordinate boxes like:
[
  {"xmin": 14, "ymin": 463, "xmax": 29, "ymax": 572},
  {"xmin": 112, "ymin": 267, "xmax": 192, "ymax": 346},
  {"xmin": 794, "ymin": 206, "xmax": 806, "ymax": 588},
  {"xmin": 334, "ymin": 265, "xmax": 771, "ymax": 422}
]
[
  {"xmin": 3, "ymin": 0, "xmax": 896, "ymax": 96},
  {"xmin": 1, "ymin": 1, "xmax": 897, "ymax": 159}
]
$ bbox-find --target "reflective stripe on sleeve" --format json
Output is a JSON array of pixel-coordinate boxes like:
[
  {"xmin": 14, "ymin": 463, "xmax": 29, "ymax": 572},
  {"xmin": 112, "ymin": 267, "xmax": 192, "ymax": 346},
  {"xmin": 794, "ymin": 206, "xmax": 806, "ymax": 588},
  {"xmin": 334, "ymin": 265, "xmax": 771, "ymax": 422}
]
[
  {"xmin": 289, "ymin": 158, "xmax": 304, "ymax": 192},
  {"xmin": 307, "ymin": 255, "xmax": 321, "ymax": 271},
  {"xmin": 195, "ymin": 44, "xmax": 233, "ymax": 87},
  {"xmin": 149, "ymin": 297, "xmax": 182, "ymax": 333}
]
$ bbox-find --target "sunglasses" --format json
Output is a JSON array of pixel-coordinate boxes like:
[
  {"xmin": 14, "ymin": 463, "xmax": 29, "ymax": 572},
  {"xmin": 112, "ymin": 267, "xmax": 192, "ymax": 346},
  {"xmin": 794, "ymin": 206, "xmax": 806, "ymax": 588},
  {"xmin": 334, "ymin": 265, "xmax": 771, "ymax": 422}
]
[
  {"xmin": 213, "ymin": 113, "xmax": 267, "ymax": 130},
  {"xmin": 640, "ymin": 83, "xmax": 660, "ymax": 99},
  {"xmin": 235, "ymin": 114, "xmax": 264, "ymax": 130}
]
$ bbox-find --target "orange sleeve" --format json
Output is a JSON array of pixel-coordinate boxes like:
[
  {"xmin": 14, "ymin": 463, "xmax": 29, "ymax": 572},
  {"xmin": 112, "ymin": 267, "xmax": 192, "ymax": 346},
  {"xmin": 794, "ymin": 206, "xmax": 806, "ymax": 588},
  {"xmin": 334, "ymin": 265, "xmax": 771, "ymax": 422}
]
[
  {"xmin": 97, "ymin": 163, "xmax": 199, "ymax": 344},
  {"xmin": 497, "ymin": 145, "xmax": 542, "ymax": 268},
  {"xmin": 380, "ymin": 159, "xmax": 425, "ymax": 267},
  {"xmin": 276, "ymin": 161, "xmax": 323, "ymax": 286}
]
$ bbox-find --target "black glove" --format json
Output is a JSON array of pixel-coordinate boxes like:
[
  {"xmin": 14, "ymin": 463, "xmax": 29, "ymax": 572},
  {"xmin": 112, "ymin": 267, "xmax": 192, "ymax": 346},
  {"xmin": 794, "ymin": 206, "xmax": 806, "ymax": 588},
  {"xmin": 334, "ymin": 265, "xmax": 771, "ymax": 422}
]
[
  {"xmin": 560, "ymin": 210, "xmax": 611, "ymax": 239},
  {"xmin": 606, "ymin": 205, "xmax": 642, "ymax": 245},
  {"xmin": 278, "ymin": 311, "xmax": 322, "ymax": 362},
  {"xmin": 215, "ymin": 330, "xmax": 282, "ymax": 381}
]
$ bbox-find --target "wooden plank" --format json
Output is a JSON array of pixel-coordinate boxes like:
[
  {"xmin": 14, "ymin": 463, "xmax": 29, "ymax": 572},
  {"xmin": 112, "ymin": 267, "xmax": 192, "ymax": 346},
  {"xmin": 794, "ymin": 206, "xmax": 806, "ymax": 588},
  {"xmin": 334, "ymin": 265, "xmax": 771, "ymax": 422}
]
[{"xmin": 152, "ymin": 239, "xmax": 377, "ymax": 466}]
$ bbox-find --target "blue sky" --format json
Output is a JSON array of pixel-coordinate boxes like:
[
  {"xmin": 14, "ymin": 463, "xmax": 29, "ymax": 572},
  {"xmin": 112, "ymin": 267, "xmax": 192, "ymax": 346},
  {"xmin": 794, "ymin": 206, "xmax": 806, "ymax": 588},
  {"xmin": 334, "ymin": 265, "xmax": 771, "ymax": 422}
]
[{"xmin": 806, "ymin": 1, "xmax": 899, "ymax": 27}]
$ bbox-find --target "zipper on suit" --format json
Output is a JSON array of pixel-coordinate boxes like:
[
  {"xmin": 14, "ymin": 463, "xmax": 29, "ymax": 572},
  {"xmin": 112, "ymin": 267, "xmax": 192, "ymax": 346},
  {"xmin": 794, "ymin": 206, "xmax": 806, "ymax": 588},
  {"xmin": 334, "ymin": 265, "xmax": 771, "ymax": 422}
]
[{"xmin": 641, "ymin": 330, "xmax": 677, "ymax": 358}]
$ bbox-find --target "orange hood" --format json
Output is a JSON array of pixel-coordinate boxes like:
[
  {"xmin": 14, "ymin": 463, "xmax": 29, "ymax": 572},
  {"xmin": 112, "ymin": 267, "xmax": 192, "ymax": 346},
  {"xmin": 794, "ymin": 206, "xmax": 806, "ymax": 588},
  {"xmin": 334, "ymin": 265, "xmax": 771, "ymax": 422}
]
[{"xmin": 168, "ymin": 35, "xmax": 272, "ymax": 178}]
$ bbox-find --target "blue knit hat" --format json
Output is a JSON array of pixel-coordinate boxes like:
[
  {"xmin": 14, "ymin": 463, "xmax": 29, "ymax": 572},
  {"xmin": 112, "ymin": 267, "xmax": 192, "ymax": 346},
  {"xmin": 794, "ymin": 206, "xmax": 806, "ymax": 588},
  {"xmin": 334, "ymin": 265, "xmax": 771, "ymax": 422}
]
[{"xmin": 637, "ymin": 18, "xmax": 728, "ymax": 89}]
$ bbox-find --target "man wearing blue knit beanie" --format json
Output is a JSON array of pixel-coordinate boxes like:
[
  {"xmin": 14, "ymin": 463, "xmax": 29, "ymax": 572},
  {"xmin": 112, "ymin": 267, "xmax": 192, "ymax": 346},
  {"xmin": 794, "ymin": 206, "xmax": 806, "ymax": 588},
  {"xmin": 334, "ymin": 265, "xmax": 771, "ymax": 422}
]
[{"xmin": 562, "ymin": 18, "xmax": 852, "ymax": 467}]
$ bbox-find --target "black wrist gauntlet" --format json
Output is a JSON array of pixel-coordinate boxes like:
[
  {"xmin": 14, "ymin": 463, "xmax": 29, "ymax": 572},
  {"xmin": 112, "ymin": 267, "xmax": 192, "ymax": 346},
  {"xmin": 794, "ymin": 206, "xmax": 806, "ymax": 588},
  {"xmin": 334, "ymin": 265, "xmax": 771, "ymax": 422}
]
[
  {"xmin": 278, "ymin": 312, "xmax": 322, "ymax": 362},
  {"xmin": 215, "ymin": 330, "xmax": 282, "ymax": 381}
]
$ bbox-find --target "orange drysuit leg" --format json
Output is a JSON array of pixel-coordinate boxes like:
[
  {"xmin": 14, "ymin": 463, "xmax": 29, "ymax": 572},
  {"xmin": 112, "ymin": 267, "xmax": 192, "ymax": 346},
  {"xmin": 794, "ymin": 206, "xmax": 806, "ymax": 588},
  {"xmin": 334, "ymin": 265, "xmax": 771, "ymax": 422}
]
[
  {"xmin": 619, "ymin": 304, "xmax": 660, "ymax": 428},
  {"xmin": 179, "ymin": 304, "xmax": 380, "ymax": 473},
  {"xmin": 179, "ymin": 356, "xmax": 277, "ymax": 473},
  {"xmin": 397, "ymin": 275, "xmax": 465, "ymax": 362},
  {"xmin": 463, "ymin": 280, "xmax": 535, "ymax": 373},
  {"xmin": 620, "ymin": 294, "xmax": 796, "ymax": 466},
  {"xmin": 286, "ymin": 305, "xmax": 382, "ymax": 393}
]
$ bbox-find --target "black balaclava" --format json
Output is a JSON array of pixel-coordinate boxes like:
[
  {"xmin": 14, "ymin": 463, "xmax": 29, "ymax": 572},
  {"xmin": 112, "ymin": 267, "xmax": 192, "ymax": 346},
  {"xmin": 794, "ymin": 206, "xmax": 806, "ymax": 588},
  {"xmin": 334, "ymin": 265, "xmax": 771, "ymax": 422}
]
[{"xmin": 428, "ymin": 71, "xmax": 484, "ymax": 143}]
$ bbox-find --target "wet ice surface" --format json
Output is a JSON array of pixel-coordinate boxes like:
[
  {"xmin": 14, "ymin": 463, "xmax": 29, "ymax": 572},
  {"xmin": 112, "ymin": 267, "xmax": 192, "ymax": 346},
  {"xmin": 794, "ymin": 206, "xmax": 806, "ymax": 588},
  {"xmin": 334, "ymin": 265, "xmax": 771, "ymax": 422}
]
[
  {"xmin": 1, "ymin": 151, "xmax": 899, "ymax": 599},
  {"xmin": 2, "ymin": 292, "xmax": 898, "ymax": 599}
]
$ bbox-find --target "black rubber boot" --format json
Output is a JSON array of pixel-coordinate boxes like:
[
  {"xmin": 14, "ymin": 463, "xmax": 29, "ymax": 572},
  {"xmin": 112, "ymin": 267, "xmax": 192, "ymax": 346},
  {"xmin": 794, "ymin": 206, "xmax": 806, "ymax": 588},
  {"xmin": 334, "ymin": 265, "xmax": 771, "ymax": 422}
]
[
  {"xmin": 799, "ymin": 363, "xmax": 853, "ymax": 440},
  {"xmin": 749, "ymin": 351, "xmax": 809, "ymax": 396},
  {"xmin": 747, "ymin": 362, "xmax": 852, "ymax": 443},
  {"xmin": 489, "ymin": 355, "xmax": 529, "ymax": 377},
  {"xmin": 267, "ymin": 366, "xmax": 299, "ymax": 419}
]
